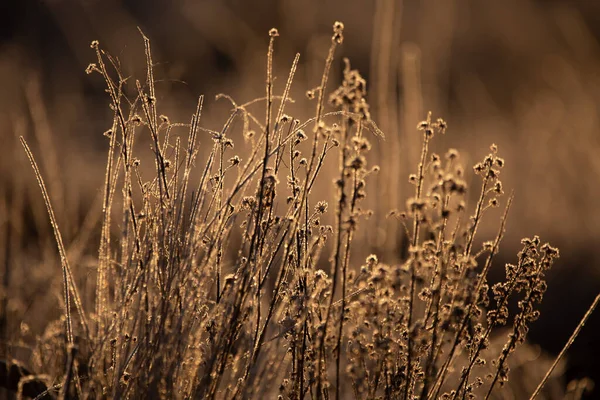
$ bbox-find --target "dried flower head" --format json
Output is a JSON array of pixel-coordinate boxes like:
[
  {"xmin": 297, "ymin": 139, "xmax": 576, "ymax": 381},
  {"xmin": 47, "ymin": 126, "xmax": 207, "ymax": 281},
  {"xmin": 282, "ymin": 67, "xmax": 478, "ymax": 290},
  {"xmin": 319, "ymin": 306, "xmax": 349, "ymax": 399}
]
[{"xmin": 315, "ymin": 201, "xmax": 328, "ymax": 214}]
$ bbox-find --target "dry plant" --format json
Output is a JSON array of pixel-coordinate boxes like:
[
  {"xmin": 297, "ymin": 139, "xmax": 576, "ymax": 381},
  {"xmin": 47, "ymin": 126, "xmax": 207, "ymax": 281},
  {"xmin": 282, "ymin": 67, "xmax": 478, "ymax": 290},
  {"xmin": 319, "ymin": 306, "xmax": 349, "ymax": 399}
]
[{"xmin": 9, "ymin": 22, "xmax": 598, "ymax": 400}]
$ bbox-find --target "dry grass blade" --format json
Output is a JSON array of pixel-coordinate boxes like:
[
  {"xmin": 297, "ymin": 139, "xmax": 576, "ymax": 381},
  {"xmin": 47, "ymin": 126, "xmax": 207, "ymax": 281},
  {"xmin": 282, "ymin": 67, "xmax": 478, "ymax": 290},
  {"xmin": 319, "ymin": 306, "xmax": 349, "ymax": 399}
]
[
  {"xmin": 20, "ymin": 137, "xmax": 89, "ymax": 342},
  {"xmin": 529, "ymin": 293, "xmax": 600, "ymax": 400},
  {"xmin": 58, "ymin": 345, "xmax": 77, "ymax": 400}
]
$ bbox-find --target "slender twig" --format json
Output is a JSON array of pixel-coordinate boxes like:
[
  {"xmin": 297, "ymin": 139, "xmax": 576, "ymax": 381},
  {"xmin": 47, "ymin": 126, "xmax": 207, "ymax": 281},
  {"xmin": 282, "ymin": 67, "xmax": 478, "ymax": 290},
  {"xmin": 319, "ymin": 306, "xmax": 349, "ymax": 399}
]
[
  {"xmin": 21, "ymin": 138, "xmax": 89, "ymax": 342},
  {"xmin": 529, "ymin": 293, "xmax": 600, "ymax": 400}
]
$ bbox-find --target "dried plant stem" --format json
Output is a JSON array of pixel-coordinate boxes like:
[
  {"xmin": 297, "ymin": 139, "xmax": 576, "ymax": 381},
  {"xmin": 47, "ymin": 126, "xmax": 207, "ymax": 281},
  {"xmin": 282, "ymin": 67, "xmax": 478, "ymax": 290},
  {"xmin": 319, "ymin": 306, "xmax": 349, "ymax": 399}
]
[
  {"xmin": 307, "ymin": 35, "xmax": 339, "ymax": 176},
  {"xmin": 175, "ymin": 95, "xmax": 203, "ymax": 245},
  {"xmin": 464, "ymin": 175, "xmax": 491, "ymax": 256},
  {"xmin": 485, "ymin": 248, "xmax": 557, "ymax": 399},
  {"xmin": 91, "ymin": 39, "xmax": 130, "ymax": 334},
  {"xmin": 450, "ymin": 194, "xmax": 515, "ymax": 399},
  {"xmin": 529, "ymin": 293, "xmax": 600, "ymax": 400},
  {"xmin": 249, "ymin": 27, "xmax": 276, "ymax": 338},
  {"xmin": 58, "ymin": 345, "xmax": 77, "ymax": 400},
  {"xmin": 309, "ymin": 27, "xmax": 342, "ymax": 399},
  {"xmin": 235, "ymin": 52, "xmax": 302, "ymax": 397},
  {"xmin": 20, "ymin": 137, "xmax": 89, "ymax": 342},
  {"xmin": 429, "ymin": 193, "xmax": 514, "ymax": 400},
  {"xmin": 405, "ymin": 128, "xmax": 430, "ymax": 400},
  {"xmin": 335, "ymin": 170, "xmax": 359, "ymax": 399},
  {"xmin": 419, "ymin": 195, "xmax": 451, "ymax": 400},
  {"xmin": 332, "ymin": 113, "xmax": 353, "ymax": 399}
]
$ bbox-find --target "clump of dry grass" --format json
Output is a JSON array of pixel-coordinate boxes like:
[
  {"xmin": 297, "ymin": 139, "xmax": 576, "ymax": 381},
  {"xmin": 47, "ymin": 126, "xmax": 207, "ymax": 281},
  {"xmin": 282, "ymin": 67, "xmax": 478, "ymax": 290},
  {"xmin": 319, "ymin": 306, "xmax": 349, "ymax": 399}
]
[{"xmin": 10, "ymin": 22, "xmax": 597, "ymax": 399}]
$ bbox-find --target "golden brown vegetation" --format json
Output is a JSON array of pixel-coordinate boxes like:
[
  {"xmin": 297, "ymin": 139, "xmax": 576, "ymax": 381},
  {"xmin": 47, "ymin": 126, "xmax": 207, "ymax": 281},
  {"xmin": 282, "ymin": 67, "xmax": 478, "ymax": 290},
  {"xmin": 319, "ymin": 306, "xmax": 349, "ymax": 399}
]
[{"xmin": 4, "ymin": 21, "xmax": 599, "ymax": 400}]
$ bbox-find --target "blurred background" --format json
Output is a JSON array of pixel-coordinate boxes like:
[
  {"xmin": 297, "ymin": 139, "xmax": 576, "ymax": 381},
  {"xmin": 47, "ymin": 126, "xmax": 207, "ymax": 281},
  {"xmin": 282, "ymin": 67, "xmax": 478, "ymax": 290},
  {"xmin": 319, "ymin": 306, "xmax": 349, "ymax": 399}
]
[{"xmin": 1, "ymin": 0, "xmax": 599, "ymax": 397}]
